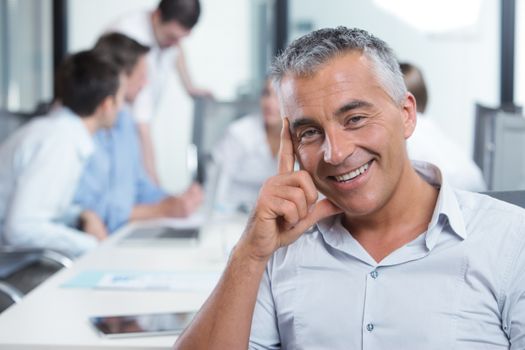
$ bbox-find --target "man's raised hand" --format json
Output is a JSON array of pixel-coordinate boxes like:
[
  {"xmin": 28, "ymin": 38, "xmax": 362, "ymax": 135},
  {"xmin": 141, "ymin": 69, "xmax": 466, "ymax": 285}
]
[{"xmin": 240, "ymin": 118, "xmax": 342, "ymax": 261}]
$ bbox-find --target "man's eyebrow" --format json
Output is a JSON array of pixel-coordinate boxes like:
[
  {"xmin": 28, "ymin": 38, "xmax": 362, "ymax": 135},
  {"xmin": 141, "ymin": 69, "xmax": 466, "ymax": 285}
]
[
  {"xmin": 290, "ymin": 118, "xmax": 316, "ymax": 132},
  {"xmin": 334, "ymin": 100, "xmax": 373, "ymax": 117},
  {"xmin": 289, "ymin": 100, "xmax": 373, "ymax": 131}
]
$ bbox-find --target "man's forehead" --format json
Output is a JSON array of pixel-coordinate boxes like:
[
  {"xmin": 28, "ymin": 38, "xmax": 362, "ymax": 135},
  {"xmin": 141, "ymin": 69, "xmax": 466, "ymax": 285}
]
[
  {"xmin": 280, "ymin": 53, "xmax": 372, "ymax": 92},
  {"xmin": 278, "ymin": 70, "xmax": 376, "ymax": 118}
]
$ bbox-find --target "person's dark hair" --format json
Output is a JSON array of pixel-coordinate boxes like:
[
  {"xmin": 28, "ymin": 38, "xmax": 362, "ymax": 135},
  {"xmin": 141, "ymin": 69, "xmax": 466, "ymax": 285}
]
[
  {"xmin": 57, "ymin": 50, "xmax": 120, "ymax": 117},
  {"xmin": 399, "ymin": 62, "xmax": 428, "ymax": 113},
  {"xmin": 271, "ymin": 26, "xmax": 407, "ymax": 106},
  {"xmin": 94, "ymin": 33, "xmax": 150, "ymax": 75},
  {"xmin": 157, "ymin": 0, "xmax": 201, "ymax": 29}
]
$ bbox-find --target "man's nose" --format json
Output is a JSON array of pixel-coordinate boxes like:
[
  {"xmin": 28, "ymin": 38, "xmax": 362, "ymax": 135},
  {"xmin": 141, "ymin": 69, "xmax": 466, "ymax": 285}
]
[{"xmin": 322, "ymin": 129, "xmax": 354, "ymax": 165}]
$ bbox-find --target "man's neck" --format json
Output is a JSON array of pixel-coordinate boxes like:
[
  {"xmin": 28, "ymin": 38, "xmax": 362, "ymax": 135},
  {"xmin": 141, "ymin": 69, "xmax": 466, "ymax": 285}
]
[
  {"xmin": 343, "ymin": 162, "xmax": 439, "ymax": 263},
  {"xmin": 80, "ymin": 115, "xmax": 100, "ymax": 135}
]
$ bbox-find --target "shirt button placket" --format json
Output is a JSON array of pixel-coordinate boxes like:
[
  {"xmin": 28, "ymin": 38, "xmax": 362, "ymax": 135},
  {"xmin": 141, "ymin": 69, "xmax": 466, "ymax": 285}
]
[{"xmin": 363, "ymin": 267, "xmax": 380, "ymax": 349}]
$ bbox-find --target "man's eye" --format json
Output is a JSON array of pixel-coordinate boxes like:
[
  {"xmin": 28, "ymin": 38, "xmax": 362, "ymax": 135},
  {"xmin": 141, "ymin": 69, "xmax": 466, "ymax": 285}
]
[
  {"xmin": 347, "ymin": 116, "xmax": 365, "ymax": 126},
  {"xmin": 298, "ymin": 128, "xmax": 320, "ymax": 141}
]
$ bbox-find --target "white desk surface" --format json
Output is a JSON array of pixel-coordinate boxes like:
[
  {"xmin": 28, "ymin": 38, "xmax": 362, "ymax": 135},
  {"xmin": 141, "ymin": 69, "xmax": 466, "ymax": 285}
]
[{"xmin": 0, "ymin": 215, "xmax": 247, "ymax": 349}]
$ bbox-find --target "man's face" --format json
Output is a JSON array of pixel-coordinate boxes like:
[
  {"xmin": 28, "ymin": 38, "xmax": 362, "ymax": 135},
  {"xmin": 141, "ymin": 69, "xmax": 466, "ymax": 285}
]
[
  {"xmin": 101, "ymin": 73, "xmax": 127, "ymax": 128},
  {"xmin": 280, "ymin": 52, "xmax": 416, "ymax": 219},
  {"xmin": 125, "ymin": 55, "xmax": 148, "ymax": 103},
  {"xmin": 154, "ymin": 16, "xmax": 191, "ymax": 48}
]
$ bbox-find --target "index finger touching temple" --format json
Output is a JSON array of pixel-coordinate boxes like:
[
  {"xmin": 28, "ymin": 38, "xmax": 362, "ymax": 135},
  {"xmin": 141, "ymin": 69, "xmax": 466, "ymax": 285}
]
[{"xmin": 278, "ymin": 117, "xmax": 295, "ymax": 175}]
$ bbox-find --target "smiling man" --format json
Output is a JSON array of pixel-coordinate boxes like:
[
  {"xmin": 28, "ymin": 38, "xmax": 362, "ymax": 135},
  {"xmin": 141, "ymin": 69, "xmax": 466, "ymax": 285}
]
[{"xmin": 174, "ymin": 27, "xmax": 525, "ymax": 349}]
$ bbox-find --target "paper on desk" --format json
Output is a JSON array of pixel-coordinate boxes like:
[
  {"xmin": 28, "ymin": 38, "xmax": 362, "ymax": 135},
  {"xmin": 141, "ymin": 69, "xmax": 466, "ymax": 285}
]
[{"xmin": 62, "ymin": 270, "xmax": 221, "ymax": 292}]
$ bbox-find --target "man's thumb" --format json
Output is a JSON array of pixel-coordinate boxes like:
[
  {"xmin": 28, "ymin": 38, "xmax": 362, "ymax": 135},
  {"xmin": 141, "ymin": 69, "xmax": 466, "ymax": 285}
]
[{"xmin": 308, "ymin": 198, "xmax": 343, "ymax": 223}]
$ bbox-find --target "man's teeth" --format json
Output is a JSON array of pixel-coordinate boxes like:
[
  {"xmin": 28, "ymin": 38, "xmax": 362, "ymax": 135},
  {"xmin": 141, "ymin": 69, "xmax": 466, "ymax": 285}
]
[{"xmin": 334, "ymin": 163, "xmax": 369, "ymax": 182}]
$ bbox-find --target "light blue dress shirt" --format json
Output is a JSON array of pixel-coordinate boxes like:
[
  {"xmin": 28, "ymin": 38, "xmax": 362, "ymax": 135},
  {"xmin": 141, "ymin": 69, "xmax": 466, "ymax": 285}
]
[
  {"xmin": 250, "ymin": 162, "xmax": 525, "ymax": 349},
  {"xmin": 74, "ymin": 108, "xmax": 166, "ymax": 233},
  {"xmin": 0, "ymin": 107, "xmax": 97, "ymax": 257}
]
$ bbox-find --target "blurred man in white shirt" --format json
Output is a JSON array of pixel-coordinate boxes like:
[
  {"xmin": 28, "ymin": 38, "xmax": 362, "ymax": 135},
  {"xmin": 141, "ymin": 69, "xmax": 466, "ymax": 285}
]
[
  {"xmin": 0, "ymin": 50, "xmax": 126, "ymax": 257},
  {"xmin": 108, "ymin": 0, "xmax": 211, "ymax": 183}
]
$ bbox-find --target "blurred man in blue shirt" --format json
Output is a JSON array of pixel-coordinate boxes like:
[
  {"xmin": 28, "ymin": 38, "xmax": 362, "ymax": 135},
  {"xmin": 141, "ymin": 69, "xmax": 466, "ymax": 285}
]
[{"xmin": 74, "ymin": 33, "xmax": 203, "ymax": 233}]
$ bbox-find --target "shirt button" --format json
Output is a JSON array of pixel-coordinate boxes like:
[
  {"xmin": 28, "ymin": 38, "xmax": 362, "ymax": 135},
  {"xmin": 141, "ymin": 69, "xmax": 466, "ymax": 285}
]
[
  {"xmin": 366, "ymin": 323, "xmax": 374, "ymax": 332},
  {"xmin": 370, "ymin": 270, "xmax": 379, "ymax": 279}
]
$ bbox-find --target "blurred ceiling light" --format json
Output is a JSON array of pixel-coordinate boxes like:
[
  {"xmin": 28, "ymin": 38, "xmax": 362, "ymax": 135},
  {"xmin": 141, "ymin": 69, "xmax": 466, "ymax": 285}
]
[{"xmin": 373, "ymin": 0, "xmax": 483, "ymax": 33}]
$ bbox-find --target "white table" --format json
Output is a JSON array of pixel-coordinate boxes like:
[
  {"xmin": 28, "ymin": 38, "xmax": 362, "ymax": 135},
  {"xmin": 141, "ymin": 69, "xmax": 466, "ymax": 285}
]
[{"xmin": 0, "ymin": 214, "xmax": 247, "ymax": 349}]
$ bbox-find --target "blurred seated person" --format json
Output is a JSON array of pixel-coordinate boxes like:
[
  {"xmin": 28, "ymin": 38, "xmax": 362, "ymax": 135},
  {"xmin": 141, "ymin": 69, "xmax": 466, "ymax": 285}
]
[
  {"xmin": 0, "ymin": 50, "xmax": 126, "ymax": 257},
  {"xmin": 210, "ymin": 78, "xmax": 281, "ymax": 213},
  {"xmin": 401, "ymin": 62, "xmax": 486, "ymax": 191},
  {"xmin": 74, "ymin": 33, "xmax": 203, "ymax": 233}
]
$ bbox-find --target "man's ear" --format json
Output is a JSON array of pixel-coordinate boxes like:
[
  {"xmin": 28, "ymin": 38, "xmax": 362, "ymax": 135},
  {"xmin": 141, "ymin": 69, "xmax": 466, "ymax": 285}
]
[
  {"xmin": 401, "ymin": 92, "xmax": 417, "ymax": 139},
  {"xmin": 94, "ymin": 95, "xmax": 113, "ymax": 116},
  {"xmin": 151, "ymin": 9, "xmax": 162, "ymax": 25}
]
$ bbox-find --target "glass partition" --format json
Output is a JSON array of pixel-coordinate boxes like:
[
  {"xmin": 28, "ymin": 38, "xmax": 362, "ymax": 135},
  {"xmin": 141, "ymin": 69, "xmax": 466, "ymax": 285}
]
[{"xmin": 0, "ymin": 0, "xmax": 53, "ymax": 112}]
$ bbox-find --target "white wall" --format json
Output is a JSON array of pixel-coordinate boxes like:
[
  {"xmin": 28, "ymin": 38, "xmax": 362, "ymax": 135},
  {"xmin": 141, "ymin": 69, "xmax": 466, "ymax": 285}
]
[
  {"xmin": 289, "ymin": 0, "xmax": 500, "ymax": 156},
  {"xmin": 68, "ymin": 0, "xmax": 252, "ymax": 192}
]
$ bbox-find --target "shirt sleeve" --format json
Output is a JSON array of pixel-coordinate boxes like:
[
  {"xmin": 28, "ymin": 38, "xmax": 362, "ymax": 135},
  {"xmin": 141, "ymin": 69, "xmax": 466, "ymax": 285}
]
[
  {"xmin": 502, "ymin": 228, "xmax": 525, "ymax": 348},
  {"xmin": 4, "ymin": 137, "xmax": 97, "ymax": 257},
  {"xmin": 249, "ymin": 264, "xmax": 281, "ymax": 350},
  {"xmin": 73, "ymin": 140, "xmax": 111, "ymax": 222},
  {"xmin": 135, "ymin": 159, "xmax": 166, "ymax": 204}
]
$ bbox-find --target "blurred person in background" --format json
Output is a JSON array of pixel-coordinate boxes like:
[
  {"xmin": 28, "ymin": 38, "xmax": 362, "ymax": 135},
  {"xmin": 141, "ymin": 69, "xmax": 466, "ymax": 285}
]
[
  {"xmin": 0, "ymin": 51, "xmax": 126, "ymax": 257},
  {"xmin": 74, "ymin": 33, "xmax": 203, "ymax": 234},
  {"xmin": 401, "ymin": 62, "xmax": 486, "ymax": 191},
  {"xmin": 108, "ymin": 0, "xmax": 212, "ymax": 183},
  {"xmin": 210, "ymin": 78, "xmax": 281, "ymax": 214}
]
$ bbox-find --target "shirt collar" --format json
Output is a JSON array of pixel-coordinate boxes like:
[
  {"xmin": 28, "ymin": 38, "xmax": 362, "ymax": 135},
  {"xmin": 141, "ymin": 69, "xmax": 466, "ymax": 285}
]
[
  {"xmin": 316, "ymin": 161, "xmax": 467, "ymax": 255},
  {"xmin": 53, "ymin": 106, "xmax": 94, "ymax": 160},
  {"xmin": 412, "ymin": 161, "xmax": 467, "ymax": 247}
]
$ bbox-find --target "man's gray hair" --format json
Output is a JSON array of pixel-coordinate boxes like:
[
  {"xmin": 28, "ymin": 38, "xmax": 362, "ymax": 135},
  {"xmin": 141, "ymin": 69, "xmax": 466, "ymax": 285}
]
[{"xmin": 270, "ymin": 26, "xmax": 407, "ymax": 105}]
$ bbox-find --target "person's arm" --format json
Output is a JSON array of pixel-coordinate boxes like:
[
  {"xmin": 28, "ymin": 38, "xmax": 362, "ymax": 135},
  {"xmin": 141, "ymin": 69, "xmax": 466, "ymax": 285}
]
[
  {"xmin": 173, "ymin": 119, "xmax": 342, "ymax": 349},
  {"xmin": 175, "ymin": 45, "xmax": 213, "ymax": 98},
  {"xmin": 135, "ymin": 135, "xmax": 168, "ymax": 205},
  {"xmin": 136, "ymin": 122, "xmax": 160, "ymax": 184},
  {"xmin": 4, "ymin": 139, "xmax": 99, "ymax": 257},
  {"xmin": 78, "ymin": 210, "xmax": 109, "ymax": 241},
  {"xmin": 72, "ymin": 134, "xmax": 113, "ymax": 230},
  {"xmin": 130, "ymin": 183, "xmax": 204, "ymax": 221}
]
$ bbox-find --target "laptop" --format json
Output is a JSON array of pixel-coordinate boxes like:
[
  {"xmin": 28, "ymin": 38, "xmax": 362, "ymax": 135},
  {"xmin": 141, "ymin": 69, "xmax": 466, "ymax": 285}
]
[{"xmin": 124, "ymin": 226, "xmax": 200, "ymax": 240}]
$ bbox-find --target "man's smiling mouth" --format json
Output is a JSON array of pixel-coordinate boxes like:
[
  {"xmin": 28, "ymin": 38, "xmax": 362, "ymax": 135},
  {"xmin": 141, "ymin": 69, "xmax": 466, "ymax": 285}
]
[{"xmin": 330, "ymin": 161, "xmax": 371, "ymax": 183}]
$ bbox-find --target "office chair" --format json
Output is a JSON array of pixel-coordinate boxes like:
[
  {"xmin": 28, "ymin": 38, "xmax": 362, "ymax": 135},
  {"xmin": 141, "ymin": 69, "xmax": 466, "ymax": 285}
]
[
  {"xmin": 0, "ymin": 247, "xmax": 72, "ymax": 313},
  {"xmin": 473, "ymin": 104, "xmax": 525, "ymax": 191},
  {"xmin": 0, "ymin": 281, "xmax": 23, "ymax": 313},
  {"xmin": 0, "ymin": 109, "xmax": 39, "ymax": 144}
]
